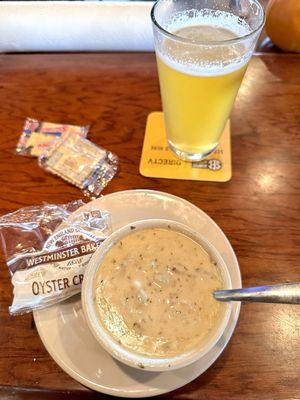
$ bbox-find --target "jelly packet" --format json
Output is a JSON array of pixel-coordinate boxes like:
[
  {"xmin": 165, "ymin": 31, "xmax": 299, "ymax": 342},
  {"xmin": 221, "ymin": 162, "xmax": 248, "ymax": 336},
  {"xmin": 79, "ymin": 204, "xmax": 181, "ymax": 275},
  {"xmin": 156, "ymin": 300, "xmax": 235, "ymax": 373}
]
[
  {"xmin": 39, "ymin": 133, "xmax": 119, "ymax": 198},
  {"xmin": 16, "ymin": 117, "xmax": 89, "ymax": 157},
  {"xmin": 0, "ymin": 200, "xmax": 111, "ymax": 315}
]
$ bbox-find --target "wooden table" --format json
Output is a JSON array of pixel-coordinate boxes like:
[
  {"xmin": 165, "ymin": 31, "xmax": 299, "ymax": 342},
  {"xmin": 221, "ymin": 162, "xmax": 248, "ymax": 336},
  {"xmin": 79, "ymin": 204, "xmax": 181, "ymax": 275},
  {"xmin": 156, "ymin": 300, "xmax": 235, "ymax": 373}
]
[{"xmin": 0, "ymin": 53, "xmax": 299, "ymax": 399}]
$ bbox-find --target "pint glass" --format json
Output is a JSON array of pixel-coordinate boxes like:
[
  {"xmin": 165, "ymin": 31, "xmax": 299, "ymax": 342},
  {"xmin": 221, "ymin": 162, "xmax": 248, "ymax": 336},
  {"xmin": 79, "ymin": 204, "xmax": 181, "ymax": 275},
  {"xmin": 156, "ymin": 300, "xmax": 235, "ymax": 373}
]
[{"xmin": 151, "ymin": 0, "xmax": 265, "ymax": 161}]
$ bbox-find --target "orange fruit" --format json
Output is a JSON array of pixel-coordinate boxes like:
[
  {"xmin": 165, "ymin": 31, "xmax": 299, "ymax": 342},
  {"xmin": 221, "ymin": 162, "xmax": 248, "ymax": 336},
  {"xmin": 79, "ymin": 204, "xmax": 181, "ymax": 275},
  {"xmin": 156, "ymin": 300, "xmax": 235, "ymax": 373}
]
[{"xmin": 266, "ymin": 0, "xmax": 300, "ymax": 53}]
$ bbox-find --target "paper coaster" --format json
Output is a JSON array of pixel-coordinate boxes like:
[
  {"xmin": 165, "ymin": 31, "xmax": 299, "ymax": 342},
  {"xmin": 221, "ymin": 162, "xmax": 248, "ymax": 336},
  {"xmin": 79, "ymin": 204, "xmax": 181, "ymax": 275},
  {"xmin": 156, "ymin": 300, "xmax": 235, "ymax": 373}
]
[{"xmin": 139, "ymin": 112, "xmax": 231, "ymax": 182}]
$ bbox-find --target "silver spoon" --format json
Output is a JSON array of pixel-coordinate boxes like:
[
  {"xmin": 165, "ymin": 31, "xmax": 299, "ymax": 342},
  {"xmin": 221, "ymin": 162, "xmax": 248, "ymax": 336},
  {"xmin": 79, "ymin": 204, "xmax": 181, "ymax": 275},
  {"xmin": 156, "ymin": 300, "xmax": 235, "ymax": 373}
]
[{"xmin": 214, "ymin": 282, "xmax": 300, "ymax": 304}]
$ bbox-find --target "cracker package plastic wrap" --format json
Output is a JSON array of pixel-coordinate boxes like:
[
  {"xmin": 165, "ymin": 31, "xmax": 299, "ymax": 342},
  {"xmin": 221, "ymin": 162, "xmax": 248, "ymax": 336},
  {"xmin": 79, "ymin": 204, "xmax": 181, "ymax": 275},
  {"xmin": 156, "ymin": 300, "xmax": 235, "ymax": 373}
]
[
  {"xmin": 16, "ymin": 117, "xmax": 89, "ymax": 157},
  {"xmin": 39, "ymin": 133, "xmax": 119, "ymax": 198},
  {"xmin": 0, "ymin": 200, "xmax": 111, "ymax": 315}
]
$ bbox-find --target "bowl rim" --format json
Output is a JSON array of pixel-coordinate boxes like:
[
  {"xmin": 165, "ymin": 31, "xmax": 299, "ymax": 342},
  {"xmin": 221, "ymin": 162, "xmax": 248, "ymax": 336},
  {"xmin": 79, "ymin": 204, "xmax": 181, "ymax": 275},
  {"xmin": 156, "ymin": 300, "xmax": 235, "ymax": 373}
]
[{"xmin": 82, "ymin": 218, "xmax": 232, "ymax": 372}]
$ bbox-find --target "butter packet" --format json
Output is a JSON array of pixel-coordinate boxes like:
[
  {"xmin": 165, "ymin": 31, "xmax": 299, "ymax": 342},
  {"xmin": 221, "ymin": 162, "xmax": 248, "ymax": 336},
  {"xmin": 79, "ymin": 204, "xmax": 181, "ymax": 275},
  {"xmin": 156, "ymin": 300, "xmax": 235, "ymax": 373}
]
[
  {"xmin": 16, "ymin": 117, "xmax": 89, "ymax": 157},
  {"xmin": 0, "ymin": 201, "xmax": 111, "ymax": 315},
  {"xmin": 39, "ymin": 133, "xmax": 119, "ymax": 198}
]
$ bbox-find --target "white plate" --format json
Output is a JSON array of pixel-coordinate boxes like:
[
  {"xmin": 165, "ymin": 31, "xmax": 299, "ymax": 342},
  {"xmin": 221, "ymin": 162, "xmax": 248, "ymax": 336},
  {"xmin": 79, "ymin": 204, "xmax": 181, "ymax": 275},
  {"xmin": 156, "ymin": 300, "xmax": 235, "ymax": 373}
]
[{"xmin": 34, "ymin": 189, "xmax": 241, "ymax": 398}]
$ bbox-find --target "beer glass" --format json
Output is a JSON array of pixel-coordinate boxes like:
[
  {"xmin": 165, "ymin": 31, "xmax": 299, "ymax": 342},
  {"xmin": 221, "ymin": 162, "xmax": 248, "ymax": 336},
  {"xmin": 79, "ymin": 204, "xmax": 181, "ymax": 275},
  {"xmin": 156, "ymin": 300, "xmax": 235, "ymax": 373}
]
[{"xmin": 151, "ymin": 0, "xmax": 265, "ymax": 161}]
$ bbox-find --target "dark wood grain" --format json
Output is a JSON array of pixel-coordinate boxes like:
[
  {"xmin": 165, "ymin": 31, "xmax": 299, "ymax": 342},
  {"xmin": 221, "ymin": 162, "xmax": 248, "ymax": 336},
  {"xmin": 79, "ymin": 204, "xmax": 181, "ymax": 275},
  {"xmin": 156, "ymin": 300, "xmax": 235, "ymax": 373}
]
[{"xmin": 0, "ymin": 53, "xmax": 299, "ymax": 400}]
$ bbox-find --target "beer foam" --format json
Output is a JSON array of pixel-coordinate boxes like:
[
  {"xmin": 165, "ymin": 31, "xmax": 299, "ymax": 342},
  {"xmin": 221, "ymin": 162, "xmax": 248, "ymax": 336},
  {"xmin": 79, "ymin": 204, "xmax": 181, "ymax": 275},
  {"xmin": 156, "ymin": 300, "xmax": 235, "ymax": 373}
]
[{"xmin": 157, "ymin": 9, "xmax": 253, "ymax": 77}]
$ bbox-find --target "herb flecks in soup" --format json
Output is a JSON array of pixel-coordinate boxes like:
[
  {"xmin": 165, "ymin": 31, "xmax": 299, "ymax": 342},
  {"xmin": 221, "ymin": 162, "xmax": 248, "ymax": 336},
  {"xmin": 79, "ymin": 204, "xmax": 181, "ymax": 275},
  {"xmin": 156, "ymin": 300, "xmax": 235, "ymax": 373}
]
[{"xmin": 94, "ymin": 228, "xmax": 224, "ymax": 357}]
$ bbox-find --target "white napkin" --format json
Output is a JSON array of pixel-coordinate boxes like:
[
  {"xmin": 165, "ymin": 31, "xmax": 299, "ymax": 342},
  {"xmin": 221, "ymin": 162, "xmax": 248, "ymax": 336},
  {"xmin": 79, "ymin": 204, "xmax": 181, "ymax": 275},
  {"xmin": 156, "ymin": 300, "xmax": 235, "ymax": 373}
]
[{"xmin": 0, "ymin": 1, "xmax": 155, "ymax": 52}]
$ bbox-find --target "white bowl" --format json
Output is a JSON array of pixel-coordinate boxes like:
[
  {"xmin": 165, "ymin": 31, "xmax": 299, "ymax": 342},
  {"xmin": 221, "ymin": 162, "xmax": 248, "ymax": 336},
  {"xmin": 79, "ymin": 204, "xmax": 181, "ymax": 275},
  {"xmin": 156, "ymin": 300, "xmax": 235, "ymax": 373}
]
[{"xmin": 82, "ymin": 219, "xmax": 232, "ymax": 372}]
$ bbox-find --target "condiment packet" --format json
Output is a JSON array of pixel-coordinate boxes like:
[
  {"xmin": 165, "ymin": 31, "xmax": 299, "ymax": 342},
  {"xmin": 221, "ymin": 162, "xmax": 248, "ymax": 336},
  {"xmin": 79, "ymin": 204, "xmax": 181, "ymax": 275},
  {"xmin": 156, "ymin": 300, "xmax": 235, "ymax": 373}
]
[
  {"xmin": 16, "ymin": 117, "xmax": 89, "ymax": 157},
  {"xmin": 39, "ymin": 133, "xmax": 119, "ymax": 198},
  {"xmin": 0, "ymin": 200, "xmax": 111, "ymax": 315}
]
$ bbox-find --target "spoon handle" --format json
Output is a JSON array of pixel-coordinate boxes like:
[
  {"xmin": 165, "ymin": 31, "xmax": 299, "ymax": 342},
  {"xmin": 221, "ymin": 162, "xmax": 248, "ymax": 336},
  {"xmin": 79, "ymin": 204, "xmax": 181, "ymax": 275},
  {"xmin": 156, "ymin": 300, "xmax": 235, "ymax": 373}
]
[{"xmin": 214, "ymin": 282, "xmax": 300, "ymax": 304}]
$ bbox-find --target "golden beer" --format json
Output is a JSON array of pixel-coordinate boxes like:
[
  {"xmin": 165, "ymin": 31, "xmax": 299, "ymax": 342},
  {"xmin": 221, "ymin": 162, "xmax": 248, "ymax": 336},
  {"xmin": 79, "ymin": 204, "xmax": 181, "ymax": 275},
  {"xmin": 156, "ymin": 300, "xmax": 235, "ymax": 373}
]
[
  {"xmin": 151, "ymin": 1, "xmax": 265, "ymax": 161},
  {"xmin": 156, "ymin": 25, "xmax": 248, "ymax": 159}
]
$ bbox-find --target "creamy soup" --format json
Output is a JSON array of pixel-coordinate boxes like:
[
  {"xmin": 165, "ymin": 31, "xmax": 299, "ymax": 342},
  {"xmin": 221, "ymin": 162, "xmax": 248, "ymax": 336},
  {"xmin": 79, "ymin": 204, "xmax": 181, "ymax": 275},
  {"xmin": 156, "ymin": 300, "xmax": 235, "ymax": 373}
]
[{"xmin": 94, "ymin": 227, "xmax": 225, "ymax": 358}]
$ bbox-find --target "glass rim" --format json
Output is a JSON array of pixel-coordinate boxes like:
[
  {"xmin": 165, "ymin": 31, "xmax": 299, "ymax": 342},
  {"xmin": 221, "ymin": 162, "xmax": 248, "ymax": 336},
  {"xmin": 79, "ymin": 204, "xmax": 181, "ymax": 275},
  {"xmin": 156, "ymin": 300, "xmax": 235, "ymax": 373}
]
[{"xmin": 151, "ymin": 0, "xmax": 266, "ymax": 46}]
